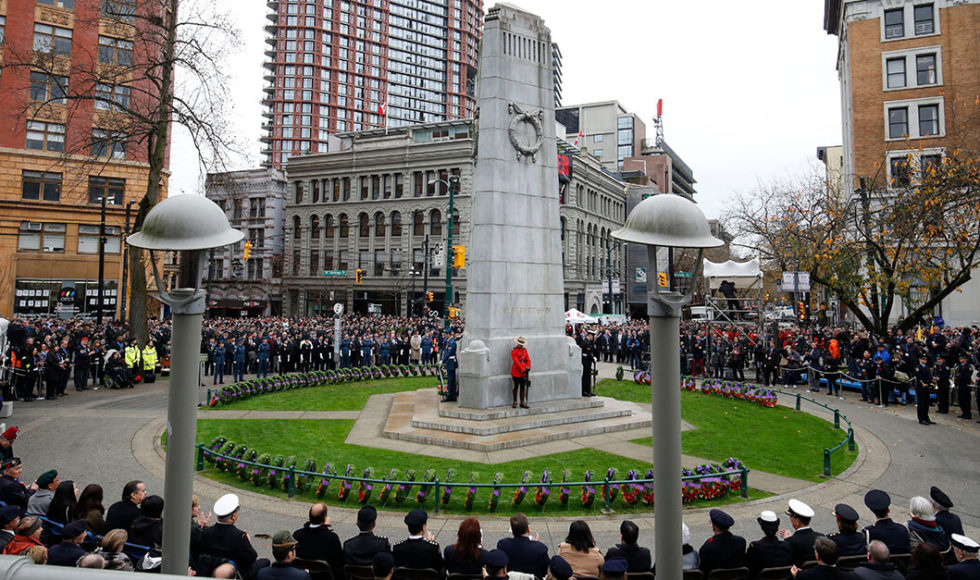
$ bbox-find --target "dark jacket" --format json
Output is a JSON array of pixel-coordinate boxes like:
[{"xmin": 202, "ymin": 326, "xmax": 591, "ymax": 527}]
[
  {"xmin": 830, "ymin": 531, "xmax": 868, "ymax": 557},
  {"xmin": 0, "ymin": 476, "xmax": 32, "ymax": 510},
  {"xmin": 257, "ymin": 562, "xmax": 311, "ymax": 580},
  {"xmin": 796, "ymin": 563, "xmax": 857, "ymax": 579},
  {"xmin": 443, "ymin": 545, "xmax": 489, "ymax": 575},
  {"xmin": 129, "ymin": 516, "xmax": 163, "ymax": 549},
  {"xmin": 698, "ymin": 531, "xmax": 747, "ymax": 574},
  {"xmin": 745, "ymin": 535, "xmax": 793, "ymax": 575},
  {"xmin": 947, "ymin": 559, "xmax": 980, "ymax": 580},
  {"xmin": 935, "ymin": 511, "xmax": 964, "ymax": 537},
  {"xmin": 293, "ymin": 523, "xmax": 344, "ymax": 578},
  {"xmin": 787, "ymin": 528, "xmax": 824, "ymax": 566},
  {"xmin": 496, "ymin": 536, "xmax": 550, "ymax": 578},
  {"xmin": 343, "ymin": 531, "xmax": 391, "ymax": 566},
  {"xmin": 863, "ymin": 519, "xmax": 911, "ymax": 555},
  {"xmin": 104, "ymin": 500, "xmax": 141, "ymax": 534},
  {"xmin": 392, "ymin": 537, "xmax": 443, "ymax": 572},
  {"xmin": 852, "ymin": 561, "xmax": 905, "ymax": 580},
  {"xmin": 47, "ymin": 541, "xmax": 88, "ymax": 567},
  {"xmin": 605, "ymin": 543, "xmax": 652, "ymax": 573},
  {"xmin": 199, "ymin": 522, "xmax": 258, "ymax": 575}
]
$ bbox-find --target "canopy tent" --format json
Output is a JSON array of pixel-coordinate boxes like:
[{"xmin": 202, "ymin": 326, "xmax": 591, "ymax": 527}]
[
  {"xmin": 565, "ymin": 308, "xmax": 592, "ymax": 324},
  {"xmin": 702, "ymin": 258, "xmax": 763, "ymax": 290}
]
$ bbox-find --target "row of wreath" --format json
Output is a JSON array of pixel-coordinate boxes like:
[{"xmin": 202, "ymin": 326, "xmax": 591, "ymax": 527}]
[
  {"xmin": 201, "ymin": 437, "xmax": 745, "ymax": 510},
  {"xmin": 629, "ymin": 373, "xmax": 780, "ymax": 408},
  {"xmin": 208, "ymin": 365, "xmax": 443, "ymax": 407}
]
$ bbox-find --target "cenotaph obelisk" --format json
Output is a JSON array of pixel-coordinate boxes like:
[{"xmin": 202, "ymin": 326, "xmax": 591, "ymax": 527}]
[{"xmin": 458, "ymin": 4, "xmax": 582, "ymax": 409}]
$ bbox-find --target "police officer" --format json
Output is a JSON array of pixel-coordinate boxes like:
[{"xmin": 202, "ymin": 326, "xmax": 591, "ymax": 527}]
[
  {"xmin": 141, "ymin": 340, "xmax": 158, "ymax": 383},
  {"xmin": 257, "ymin": 338, "xmax": 271, "ymax": 378},
  {"xmin": 828, "ymin": 503, "xmax": 867, "ymax": 557},
  {"xmin": 698, "ymin": 509, "xmax": 746, "ymax": 575},
  {"xmin": 392, "ymin": 509, "xmax": 442, "ymax": 572},
  {"xmin": 915, "ymin": 354, "xmax": 936, "ymax": 425},
  {"xmin": 862, "ymin": 489, "xmax": 910, "ymax": 555},
  {"xmin": 441, "ymin": 329, "xmax": 458, "ymax": 403},
  {"xmin": 931, "ymin": 486, "xmax": 964, "ymax": 537},
  {"xmin": 343, "ymin": 505, "xmax": 391, "ymax": 566},
  {"xmin": 779, "ymin": 499, "xmax": 823, "ymax": 566},
  {"xmin": 73, "ymin": 338, "xmax": 91, "ymax": 391},
  {"xmin": 954, "ymin": 353, "xmax": 974, "ymax": 420},
  {"xmin": 936, "ymin": 353, "xmax": 952, "ymax": 414},
  {"xmin": 580, "ymin": 330, "xmax": 596, "ymax": 397},
  {"xmin": 745, "ymin": 510, "xmax": 792, "ymax": 576},
  {"xmin": 199, "ymin": 494, "xmax": 264, "ymax": 578}
]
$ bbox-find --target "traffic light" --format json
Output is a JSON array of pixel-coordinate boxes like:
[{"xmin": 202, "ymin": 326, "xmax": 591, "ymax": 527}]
[
  {"xmin": 798, "ymin": 301, "xmax": 805, "ymax": 320},
  {"xmin": 243, "ymin": 241, "xmax": 252, "ymax": 261},
  {"xmin": 452, "ymin": 245, "xmax": 465, "ymax": 269},
  {"xmin": 355, "ymin": 268, "xmax": 363, "ymax": 284},
  {"xmin": 657, "ymin": 272, "xmax": 668, "ymax": 287},
  {"xmin": 426, "ymin": 292, "xmax": 434, "ymax": 303}
]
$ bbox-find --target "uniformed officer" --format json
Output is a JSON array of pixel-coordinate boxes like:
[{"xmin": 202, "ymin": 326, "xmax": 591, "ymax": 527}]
[
  {"xmin": 343, "ymin": 505, "xmax": 391, "ymax": 566},
  {"xmin": 698, "ymin": 509, "xmax": 746, "ymax": 575},
  {"xmin": 392, "ymin": 509, "xmax": 443, "ymax": 573},
  {"xmin": 73, "ymin": 338, "xmax": 91, "ymax": 391},
  {"xmin": 198, "ymin": 494, "xmax": 264, "ymax": 579},
  {"xmin": 954, "ymin": 353, "xmax": 974, "ymax": 420},
  {"xmin": 948, "ymin": 533, "xmax": 980, "ymax": 579},
  {"xmin": 828, "ymin": 503, "xmax": 867, "ymax": 557},
  {"xmin": 862, "ymin": 489, "xmax": 910, "ymax": 555},
  {"xmin": 931, "ymin": 486, "xmax": 964, "ymax": 537},
  {"xmin": 580, "ymin": 330, "xmax": 596, "ymax": 397},
  {"xmin": 779, "ymin": 499, "xmax": 823, "ymax": 566},
  {"xmin": 914, "ymin": 355, "xmax": 936, "ymax": 425},
  {"xmin": 745, "ymin": 510, "xmax": 792, "ymax": 576},
  {"xmin": 441, "ymin": 329, "xmax": 458, "ymax": 403},
  {"xmin": 935, "ymin": 354, "xmax": 952, "ymax": 414}
]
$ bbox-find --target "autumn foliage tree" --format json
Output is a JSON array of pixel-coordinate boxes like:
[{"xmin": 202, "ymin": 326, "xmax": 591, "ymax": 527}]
[{"xmin": 724, "ymin": 153, "xmax": 980, "ymax": 337}]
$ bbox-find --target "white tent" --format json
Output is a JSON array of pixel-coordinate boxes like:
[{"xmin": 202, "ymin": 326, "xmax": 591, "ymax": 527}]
[
  {"xmin": 702, "ymin": 258, "xmax": 762, "ymax": 290},
  {"xmin": 565, "ymin": 308, "xmax": 591, "ymax": 324}
]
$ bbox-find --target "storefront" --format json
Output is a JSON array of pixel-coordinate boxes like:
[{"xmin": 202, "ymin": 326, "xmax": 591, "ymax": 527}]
[{"xmin": 13, "ymin": 279, "xmax": 118, "ymax": 319}]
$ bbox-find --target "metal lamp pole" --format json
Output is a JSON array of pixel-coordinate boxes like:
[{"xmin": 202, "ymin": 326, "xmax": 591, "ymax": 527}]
[
  {"xmin": 428, "ymin": 177, "xmax": 459, "ymax": 329},
  {"xmin": 96, "ymin": 194, "xmax": 107, "ymax": 324},
  {"xmin": 121, "ymin": 200, "xmax": 137, "ymax": 323}
]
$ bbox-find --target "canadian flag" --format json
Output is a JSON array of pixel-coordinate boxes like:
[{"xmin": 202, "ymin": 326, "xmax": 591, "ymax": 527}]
[
  {"xmin": 573, "ymin": 131, "xmax": 583, "ymax": 146},
  {"xmin": 378, "ymin": 102, "xmax": 387, "ymax": 117}
]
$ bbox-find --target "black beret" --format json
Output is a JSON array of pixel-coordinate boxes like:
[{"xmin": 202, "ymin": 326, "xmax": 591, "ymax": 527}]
[
  {"xmin": 404, "ymin": 508, "xmax": 427, "ymax": 529},
  {"xmin": 486, "ymin": 549, "xmax": 509, "ymax": 568},
  {"xmin": 834, "ymin": 503, "xmax": 859, "ymax": 523},
  {"xmin": 0, "ymin": 505, "xmax": 21, "ymax": 526},
  {"xmin": 930, "ymin": 486, "xmax": 953, "ymax": 509},
  {"xmin": 372, "ymin": 552, "xmax": 395, "ymax": 577},
  {"xmin": 710, "ymin": 509, "xmax": 734, "ymax": 529},
  {"xmin": 549, "ymin": 556, "xmax": 573, "ymax": 580},
  {"xmin": 864, "ymin": 489, "xmax": 891, "ymax": 512},
  {"xmin": 61, "ymin": 520, "xmax": 87, "ymax": 539},
  {"xmin": 602, "ymin": 558, "xmax": 629, "ymax": 574}
]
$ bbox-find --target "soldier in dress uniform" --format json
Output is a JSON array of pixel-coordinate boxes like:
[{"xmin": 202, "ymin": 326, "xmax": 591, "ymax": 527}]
[
  {"xmin": 948, "ymin": 533, "xmax": 980, "ymax": 579},
  {"xmin": 441, "ymin": 330, "xmax": 458, "ymax": 403},
  {"xmin": 198, "ymin": 494, "xmax": 266, "ymax": 579},
  {"xmin": 828, "ymin": 503, "xmax": 867, "ymax": 557},
  {"xmin": 343, "ymin": 505, "xmax": 391, "ymax": 566},
  {"xmin": 862, "ymin": 489, "xmax": 910, "ymax": 555},
  {"xmin": 392, "ymin": 509, "xmax": 443, "ymax": 573},
  {"xmin": 580, "ymin": 331, "xmax": 596, "ymax": 397},
  {"xmin": 745, "ymin": 510, "xmax": 792, "ymax": 576},
  {"xmin": 698, "ymin": 509, "xmax": 746, "ymax": 575},
  {"xmin": 779, "ymin": 499, "xmax": 823, "ymax": 566},
  {"xmin": 954, "ymin": 353, "xmax": 974, "ymax": 420},
  {"xmin": 931, "ymin": 486, "xmax": 964, "ymax": 536}
]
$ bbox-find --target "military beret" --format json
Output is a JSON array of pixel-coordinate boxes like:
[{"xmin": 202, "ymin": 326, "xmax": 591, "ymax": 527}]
[
  {"xmin": 786, "ymin": 499, "xmax": 814, "ymax": 519},
  {"xmin": 930, "ymin": 486, "xmax": 953, "ymax": 509},
  {"xmin": 0, "ymin": 505, "xmax": 21, "ymax": 526},
  {"xmin": 602, "ymin": 558, "xmax": 629, "ymax": 574},
  {"xmin": 404, "ymin": 508, "xmax": 427, "ymax": 529},
  {"xmin": 549, "ymin": 556, "xmax": 573, "ymax": 580},
  {"xmin": 485, "ymin": 549, "xmax": 509, "ymax": 568},
  {"xmin": 951, "ymin": 534, "xmax": 980, "ymax": 553},
  {"xmin": 372, "ymin": 552, "xmax": 395, "ymax": 577},
  {"xmin": 61, "ymin": 520, "xmax": 87, "ymax": 539},
  {"xmin": 833, "ymin": 503, "xmax": 859, "ymax": 523},
  {"xmin": 709, "ymin": 508, "xmax": 734, "ymax": 529},
  {"xmin": 1, "ymin": 457, "xmax": 21, "ymax": 470},
  {"xmin": 36, "ymin": 470, "xmax": 57, "ymax": 488},
  {"xmin": 865, "ymin": 489, "xmax": 891, "ymax": 512}
]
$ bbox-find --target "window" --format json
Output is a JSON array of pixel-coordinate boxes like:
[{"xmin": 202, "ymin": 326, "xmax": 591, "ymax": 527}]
[
  {"xmin": 310, "ymin": 215, "xmax": 320, "ymax": 240},
  {"xmin": 26, "ymin": 120, "xmax": 65, "ymax": 151},
  {"xmin": 92, "ymin": 129, "xmax": 126, "ymax": 158},
  {"xmin": 88, "ymin": 176, "xmax": 124, "ymax": 205},
  {"xmin": 29, "ymin": 72, "xmax": 68, "ymax": 104},
  {"xmin": 94, "ymin": 83, "xmax": 130, "ymax": 112},
  {"xmin": 594, "ymin": 134, "xmax": 604, "ymax": 143},
  {"xmin": 309, "ymin": 250, "xmax": 320, "ymax": 275},
  {"xmin": 78, "ymin": 225, "xmax": 121, "ymax": 254},
  {"xmin": 33, "ymin": 24, "xmax": 72, "ymax": 55},
  {"xmin": 374, "ymin": 212, "xmax": 385, "ymax": 237},
  {"xmin": 358, "ymin": 213, "xmax": 369, "ymax": 237},
  {"xmin": 374, "ymin": 249, "xmax": 384, "ymax": 276},
  {"xmin": 339, "ymin": 214, "xmax": 349, "ymax": 237},
  {"xmin": 920, "ymin": 153, "xmax": 942, "ymax": 180},
  {"xmin": 886, "ymin": 58, "xmax": 905, "ymax": 89},
  {"xmin": 413, "ymin": 211, "xmax": 424, "ymax": 236},
  {"xmin": 884, "ymin": 8, "xmax": 904, "ymax": 39},
  {"xmin": 0, "ymin": 16, "xmax": 5, "ymax": 44},
  {"xmin": 888, "ymin": 107, "xmax": 908, "ymax": 139},
  {"xmin": 390, "ymin": 211, "xmax": 402, "ymax": 237},
  {"xmin": 99, "ymin": 36, "xmax": 133, "ymax": 66},
  {"xmin": 292, "ymin": 250, "xmax": 302, "ymax": 276},
  {"xmin": 913, "ymin": 4, "xmax": 934, "ymax": 35},
  {"xmin": 292, "ymin": 215, "xmax": 301, "ymax": 239},
  {"xmin": 390, "ymin": 249, "xmax": 402, "ymax": 277},
  {"xmin": 249, "ymin": 197, "xmax": 266, "ymax": 219},
  {"xmin": 18, "ymin": 222, "xmax": 65, "ymax": 252},
  {"xmin": 22, "ymin": 171, "xmax": 61, "ymax": 201},
  {"xmin": 248, "ymin": 227, "xmax": 265, "ymax": 249},
  {"xmin": 889, "ymin": 157, "xmax": 911, "ymax": 187},
  {"xmin": 430, "ymin": 209, "xmax": 442, "ymax": 236},
  {"xmin": 324, "ymin": 215, "xmax": 334, "ymax": 238},
  {"xmin": 295, "ymin": 181, "xmax": 304, "ymax": 204},
  {"xmin": 338, "ymin": 249, "xmax": 349, "ymax": 271},
  {"xmin": 918, "ymin": 104, "xmax": 939, "ymax": 136},
  {"xmin": 594, "ymin": 148, "xmax": 604, "ymax": 158},
  {"xmin": 916, "ymin": 54, "xmax": 937, "ymax": 86},
  {"xmin": 102, "ymin": 0, "xmax": 136, "ymax": 22}
]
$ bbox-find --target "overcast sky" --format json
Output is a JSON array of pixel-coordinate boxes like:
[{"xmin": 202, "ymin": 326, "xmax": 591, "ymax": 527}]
[{"xmin": 169, "ymin": 0, "xmax": 843, "ymax": 220}]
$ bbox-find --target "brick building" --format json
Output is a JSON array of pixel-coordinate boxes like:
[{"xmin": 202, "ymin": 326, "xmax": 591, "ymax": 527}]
[{"xmin": 0, "ymin": 0, "xmax": 168, "ymax": 319}]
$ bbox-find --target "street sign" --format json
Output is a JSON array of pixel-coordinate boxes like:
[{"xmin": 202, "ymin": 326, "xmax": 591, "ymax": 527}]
[
  {"xmin": 323, "ymin": 270, "xmax": 347, "ymax": 276},
  {"xmin": 674, "ymin": 271, "xmax": 693, "ymax": 278},
  {"xmin": 635, "ymin": 267, "xmax": 647, "ymax": 283},
  {"xmin": 781, "ymin": 271, "xmax": 811, "ymax": 292},
  {"xmin": 333, "ymin": 303, "xmax": 344, "ymax": 315}
]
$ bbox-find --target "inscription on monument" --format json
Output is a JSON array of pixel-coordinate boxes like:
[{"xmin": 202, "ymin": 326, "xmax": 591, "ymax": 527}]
[{"xmin": 502, "ymin": 306, "xmax": 552, "ymax": 314}]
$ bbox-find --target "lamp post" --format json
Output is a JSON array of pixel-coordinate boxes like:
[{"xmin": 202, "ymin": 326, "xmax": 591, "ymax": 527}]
[
  {"xmin": 604, "ymin": 240, "xmax": 623, "ymax": 315},
  {"xmin": 429, "ymin": 176, "xmax": 460, "ymax": 329},
  {"xmin": 127, "ymin": 195, "xmax": 243, "ymax": 576},
  {"xmin": 96, "ymin": 193, "xmax": 108, "ymax": 325},
  {"xmin": 120, "ymin": 200, "xmax": 138, "ymax": 323},
  {"xmin": 612, "ymin": 194, "xmax": 722, "ymax": 580}
]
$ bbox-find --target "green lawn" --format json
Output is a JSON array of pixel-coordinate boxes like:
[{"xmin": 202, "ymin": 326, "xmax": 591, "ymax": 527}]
[
  {"xmin": 209, "ymin": 377, "xmax": 439, "ymax": 411},
  {"xmin": 595, "ymin": 380, "xmax": 857, "ymax": 480}
]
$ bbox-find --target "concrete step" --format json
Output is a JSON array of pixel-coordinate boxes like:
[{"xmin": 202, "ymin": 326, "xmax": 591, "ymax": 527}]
[{"xmin": 438, "ymin": 396, "xmax": 605, "ymax": 421}]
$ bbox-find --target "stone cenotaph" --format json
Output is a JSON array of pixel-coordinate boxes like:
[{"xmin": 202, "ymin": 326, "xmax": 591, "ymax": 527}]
[{"xmin": 458, "ymin": 4, "xmax": 582, "ymax": 409}]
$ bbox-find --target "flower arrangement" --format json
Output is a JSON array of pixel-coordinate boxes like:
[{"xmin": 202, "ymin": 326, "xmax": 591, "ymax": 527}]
[
  {"xmin": 337, "ymin": 464, "xmax": 353, "ymax": 501},
  {"xmin": 601, "ymin": 468, "xmax": 619, "ymax": 504},
  {"xmin": 615, "ymin": 366, "xmax": 624, "ymax": 381},
  {"xmin": 642, "ymin": 469, "xmax": 655, "ymax": 506},
  {"xmin": 464, "ymin": 473, "xmax": 477, "ymax": 511},
  {"xmin": 512, "ymin": 471, "xmax": 531, "ymax": 506},
  {"xmin": 206, "ymin": 436, "xmax": 226, "ymax": 461},
  {"xmin": 358, "ymin": 468, "xmax": 373, "ymax": 504},
  {"xmin": 377, "ymin": 469, "xmax": 398, "ymax": 505},
  {"xmin": 280, "ymin": 456, "xmax": 298, "ymax": 491},
  {"xmin": 238, "ymin": 450, "xmax": 258, "ymax": 481},
  {"xmin": 534, "ymin": 470, "xmax": 551, "ymax": 508},
  {"xmin": 682, "ymin": 376, "xmax": 778, "ymax": 409},
  {"xmin": 315, "ymin": 463, "xmax": 335, "ymax": 498},
  {"xmin": 634, "ymin": 370, "xmax": 652, "ymax": 385},
  {"xmin": 267, "ymin": 455, "xmax": 285, "ymax": 489},
  {"xmin": 621, "ymin": 469, "xmax": 642, "ymax": 505},
  {"xmin": 295, "ymin": 458, "xmax": 316, "ymax": 493},
  {"xmin": 416, "ymin": 469, "xmax": 437, "ymax": 504},
  {"xmin": 581, "ymin": 470, "xmax": 596, "ymax": 508},
  {"xmin": 252, "ymin": 453, "xmax": 271, "ymax": 487},
  {"xmin": 441, "ymin": 469, "xmax": 456, "ymax": 506},
  {"xmin": 488, "ymin": 473, "xmax": 503, "ymax": 512},
  {"xmin": 214, "ymin": 441, "xmax": 236, "ymax": 471},
  {"xmin": 559, "ymin": 469, "xmax": 570, "ymax": 506},
  {"xmin": 395, "ymin": 469, "xmax": 416, "ymax": 503}
]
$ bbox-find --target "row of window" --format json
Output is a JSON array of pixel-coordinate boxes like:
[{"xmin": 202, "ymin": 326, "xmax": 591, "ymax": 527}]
[
  {"xmin": 883, "ymin": 3, "xmax": 935, "ymax": 40},
  {"xmin": 888, "ymin": 150, "xmax": 943, "ymax": 188},
  {"xmin": 292, "ymin": 209, "xmax": 458, "ymax": 241},
  {"xmin": 885, "ymin": 97, "xmax": 943, "ymax": 140},
  {"xmin": 17, "ymin": 222, "xmax": 123, "ymax": 254},
  {"xmin": 25, "ymin": 121, "xmax": 128, "ymax": 159},
  {"xmin": 292, "ymin": 168, "xmax": 461, "ymax": 204},
  {"xmin": 32, "ymin": 21, "xmax": 135, "ymax": 59},
  {"xmin": 21, "ymin": 171, "xmax": 125, "ymax": 205}
]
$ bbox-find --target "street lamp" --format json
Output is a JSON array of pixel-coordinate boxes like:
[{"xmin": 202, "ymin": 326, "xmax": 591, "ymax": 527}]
[
  {"xmin": 429, "ymin": 176, "xmax": 460, "ymax": 329},
  {"xmin": 127, "ymin": 195, "xmax": 243, "ymax": 576},
  {"xmin": 96, "ymin": 193, "xmax": 108, "ymax": 325},
  {"xmin": 612, "ymin": 193, "xmax": 722, "ymax": 580}
]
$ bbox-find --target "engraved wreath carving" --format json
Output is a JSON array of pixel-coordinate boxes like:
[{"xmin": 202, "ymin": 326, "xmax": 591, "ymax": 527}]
[{"xmin": 507, "ymin": 102, "xmax": 543, "ymax": 162}]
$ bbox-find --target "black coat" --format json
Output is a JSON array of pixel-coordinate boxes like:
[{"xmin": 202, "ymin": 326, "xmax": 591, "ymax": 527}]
[
  {"xmin": 47, "ymin": 541, "xmax": 87, "ymax": 567},
  {"xmin": 830, "ymin": 531, "xmax": 868, "ymax": 557},
  {"xmin": 947, "ymin": 559, "xmax": 980, "ymax": 580},
  {"xmin": 496, "ymin": 536, "xmax": 550, "ymax": 578},
  {"xmin": 935, "ymin": 510, "xmax": 964, "ymax": 537},
  {"xmin": 698, "ymin": 531, "xmax": 746, "ymax": 574},
  {"xmin": 0, "ymin": 476, "xmax": 32, "ymax": 510},
  {"xmin": 293, "ymin": 523, "xmax": 345, "ymax": 578},
  {"xmin": 863, "ymin": 519, "xmax": 911, "ymax": 555},
  {"xmin": 443, "ymin": 545, "xmax": 489, "ymax": 575},
  {"xmin": 199, "ymin": 522, "xmax": 258, "ymax": 575},
  {"xmin": 343, "ymin": 531, "xmax": 391, "ymax": 566},
  {"xmin": 104, "ymin": 500, "xmax": 141, "ymax": 535},
  {"xmin": 796, "ymin": 564, "xmax": 857, "ymax": 579},
  {"xmin": 257, "ymin": 562, "xmax": 311, "ymax": 580},
  {"xmin": 787, "ymin": 528, "xmax": 823, "ymax": 566},
  {"xmin": 605, "ymin": 543, "xmax": 652, "ymax": 573},
  {"xmin": 745, "ymin": 536, "xmax": 793, "ymax": 575},
  {"xmin": 392, "ymin": 537, "xmax": 443, "ymax": 572}
]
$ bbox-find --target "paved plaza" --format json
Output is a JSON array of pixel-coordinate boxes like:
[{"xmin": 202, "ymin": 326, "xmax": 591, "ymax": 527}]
[{"xmin": 11, "ymin": 362, "xmax": 980, "ymax": 559}]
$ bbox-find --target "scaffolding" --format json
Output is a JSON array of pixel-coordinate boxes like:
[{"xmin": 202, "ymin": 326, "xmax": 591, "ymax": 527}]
[{"xmin": 702, "ymin": 258, "xmax": 766, "ymax": 347}]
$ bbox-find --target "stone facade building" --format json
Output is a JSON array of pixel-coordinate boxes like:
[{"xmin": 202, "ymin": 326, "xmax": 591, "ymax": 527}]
[{"xmin": 282, "ymin": 118, "xmax": 628, "ymax": 317}]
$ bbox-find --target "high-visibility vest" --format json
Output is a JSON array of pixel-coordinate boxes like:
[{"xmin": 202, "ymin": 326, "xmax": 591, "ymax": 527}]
[
  {"xmin": 142, "ymin": 346, "xmax": 158, "ymax": 371},
  {"xmin": 124, "ymin": 346, "xmax": 141, "ymax": 368}
]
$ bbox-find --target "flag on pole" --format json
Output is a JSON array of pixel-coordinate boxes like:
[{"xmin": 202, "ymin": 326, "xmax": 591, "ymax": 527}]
[
  {"xmin": 572, "ymin": 130, "xmax": 583, "ymax": 146},
  {"xmin": 378, "ymin": 97, "xmax": 388, "ymax": 134}
]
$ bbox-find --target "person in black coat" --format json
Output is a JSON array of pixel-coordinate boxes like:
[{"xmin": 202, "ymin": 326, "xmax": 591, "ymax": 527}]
[
  {"xmin": 104, "ymin": 480, "xmax": 145, "ymax": 535},
  {"xmin": 392, "ymin": 509, "xmax": 442, "ymax": 573},
  {"xmin": 0, "ymin": 458, "xmax": 35, "ymax": 511},
  {"xmin": 698, "ymin": 509, "xmax": 746, "ymax": 575},
  {"xmin": 293, "ymin": 503, "xmax": 345, "ymax": 577},
  {"xmin": 791, "ymin": 537, "xmax": 856, "ymax": 579},
  {"xmin": 258, "ymin": 530, "xmax": 311, "ymax": 580},
  {"xmin": 829, "ymin": 504, "xmax": 868, "ymax": 557},
  {"xmin": 199, "ymin": 494, "xmax": 264, "ymax": 579},
  {"xmin": 914, "ymin": 355, "xmax": 936, "ymax": 425},
  {"xmin": 947, "ymin": 533, "xmax": 980, "ymax": 580},
  {"xmin": 343, "ymin": 505, "xmax": 391, "ymax": 566},
  {"xmin": 604, "ymin": 520, "xmax": 651, "ymax": 573},
  {"xmin": 47, "ymin": 520, "xmax": 89, "ymax": 567},
  {"xmin": 746, "ymin": 510, "xmax": 793, "ymax": 576},
  {"xmin": 496, "ymin": 513, "xmax": 550, "ymax": 578},
  {"xmin": 954, "ymin": 353, "xmax": 974, "ymax": 419},
  {"xmin": 862, "ymin": 490, "xmax": 911, "ymax": 556},
  {"xmin": 780, "ymin": 499, "xmax": 824, "ymax": 566},
  {"xmin": 930, "ymin": 486, "xmax": 964, "ymax": 537},
  {"xmin": 444, "ymin": 518, "xmax": 489, "ymax": 575}
]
